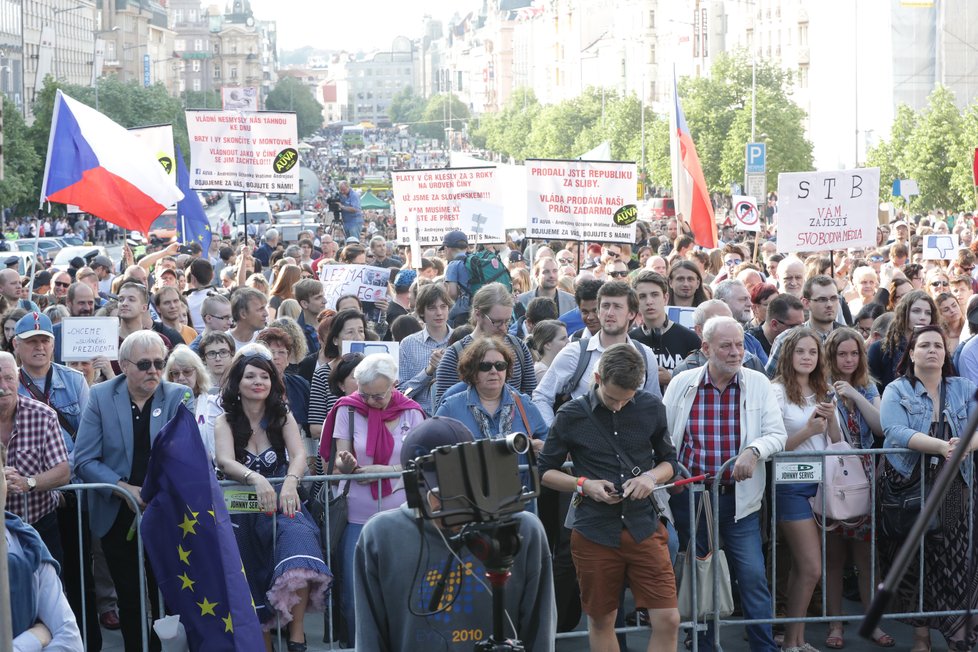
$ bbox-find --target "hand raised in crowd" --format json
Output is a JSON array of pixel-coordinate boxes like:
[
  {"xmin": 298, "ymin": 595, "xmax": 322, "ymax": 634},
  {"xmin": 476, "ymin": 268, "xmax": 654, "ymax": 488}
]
[
  {"xmin": 832, "ymin": 380, "xmax": 860, "ymax": 403},
  {"xmin": 425, "ymin": 347, "xmax": 446, "ymax": 376}
]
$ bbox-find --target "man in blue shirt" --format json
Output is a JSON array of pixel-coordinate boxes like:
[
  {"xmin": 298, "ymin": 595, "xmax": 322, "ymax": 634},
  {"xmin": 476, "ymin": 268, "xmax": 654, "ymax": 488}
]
[{"xmin": 338, "ymin": 181, "xmax": 363, "ymax": 241}]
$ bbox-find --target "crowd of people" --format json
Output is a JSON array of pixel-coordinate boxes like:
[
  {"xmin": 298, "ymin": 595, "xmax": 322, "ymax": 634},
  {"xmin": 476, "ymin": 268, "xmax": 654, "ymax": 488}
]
[{"xmin": 6, "ymin": 197, "xmax": 978, "ymax": 652}]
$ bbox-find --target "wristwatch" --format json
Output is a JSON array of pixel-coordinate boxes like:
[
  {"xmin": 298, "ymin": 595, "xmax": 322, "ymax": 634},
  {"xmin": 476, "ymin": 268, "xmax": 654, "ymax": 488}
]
[
  {"xmin": 746, "ymin": 446, "xmax": 761, "ymax": 460},
  {"xmin": 26, "ymin": 476, "xmax": 36, "ymax": 492}
]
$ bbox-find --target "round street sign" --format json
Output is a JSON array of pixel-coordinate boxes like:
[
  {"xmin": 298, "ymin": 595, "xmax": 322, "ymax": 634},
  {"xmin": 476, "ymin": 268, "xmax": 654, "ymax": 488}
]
[{"xmin": 735, "ymin": 199, "xmax": 758, "ymax": 226}]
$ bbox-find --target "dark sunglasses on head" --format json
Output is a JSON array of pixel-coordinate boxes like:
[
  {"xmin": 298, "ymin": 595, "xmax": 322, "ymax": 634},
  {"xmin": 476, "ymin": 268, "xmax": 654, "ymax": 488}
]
[
  {"xmin": 478, "ymin": 361, "xmax": 508, "ymax": 372},
  {"xmin": 129, "ymin": 358, "xmax": 165, "ymax": 371}
]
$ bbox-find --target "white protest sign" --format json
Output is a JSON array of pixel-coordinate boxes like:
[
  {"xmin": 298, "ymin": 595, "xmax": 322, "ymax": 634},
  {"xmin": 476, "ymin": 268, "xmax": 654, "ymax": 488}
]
[
  {"xmin": 666, "ymin": 306, "xmax": 696, "ymax": 330},
  {"xmin": 61, "ymin": 317, "xmax": 119, "ymax": 361},
  {"xmin": 525, "ymin": 159, "xmax": 637, "ymax": 243},
  {"xmin": 341, "ymin": 340, "xmax": 399, "ymax": 359},
  {"xmin": 319, "ymin": 264, "xmax": 391, "ymax": 309},
  {"xmin": 923, "ymin": 233, "xmax": 960, "ymax": 260},
  {"xmin": 458, "ymin": 199, "xmax": 505, "ymax": 243},
  {"xmin": 732, "ymin": 195, "xmax": 760, "ymax": 232},
  {"xmin": 392, "ymin": 167, "xmax": 502, "ymax": 246},
  {"xmin": 776, "ymin": 167, "xmax": 880, "ymax": 253},
  {"xmin": 185, "ymin": 110, "xmax": 299, "ymax": 193}
]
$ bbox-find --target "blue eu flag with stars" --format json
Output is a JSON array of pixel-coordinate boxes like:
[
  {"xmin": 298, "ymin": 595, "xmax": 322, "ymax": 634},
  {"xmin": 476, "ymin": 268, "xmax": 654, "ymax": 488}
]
[
  {"xmin": 175, "ymin": 143, "xmax": 212, "ymax": 253},
  {"xmin": 141, "ymin": 405, "xmax": 263, "ymax": 651}
]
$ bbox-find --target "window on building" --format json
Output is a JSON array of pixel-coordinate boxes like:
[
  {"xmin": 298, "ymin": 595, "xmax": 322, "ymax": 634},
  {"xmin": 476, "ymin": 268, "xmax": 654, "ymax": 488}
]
[
  {"xmin": 230, "ymin": 66, "xmax": 238, "ymax": 79},
  {"xmin": 799, "ymin": 23, "xmax": 808, "ymax": 46},
  {"xmin": 178, "ymin": 79, "xmax": 185, "ymax": 92},
  {"xmin": 174, "ymin": 9, "xmax": 183, "ymax": 23},
  {"xmin": 230, "ymin": 40, "xmax": 237, "ymax": 54},
  {"xmin": 194, "ymin": 38, "xmax": 202, "ymax": 51},
  {"xmin": 192, "ymin": 60, "xmax": 200, "ymax": 72},
  {"xmin": 213, "ymin": 67, "xmax": 220, "ymax": 79},
  {"xmin": 193, "ymin": 78, "xmax": 201, "ymax": 91},
  {"xmin": 798, "ymin": 64, "xmax": 809, "ymax": 88},
  {"xmin": 649, "ymin": 10, "xmax": 655, "ymax": 29},
  {"xmin": 189, "ymin": 9, "xmax": 197, "ymax": 22},
  {"xmin": 175, "ymin": 39, "xmax": 185, "ymax": 51}
]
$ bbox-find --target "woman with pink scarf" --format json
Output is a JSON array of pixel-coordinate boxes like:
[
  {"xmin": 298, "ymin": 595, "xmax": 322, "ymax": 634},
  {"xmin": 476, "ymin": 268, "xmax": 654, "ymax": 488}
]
[{"xmin": 319, "ymin": 352, "xmax": 425, "ymax": 648}]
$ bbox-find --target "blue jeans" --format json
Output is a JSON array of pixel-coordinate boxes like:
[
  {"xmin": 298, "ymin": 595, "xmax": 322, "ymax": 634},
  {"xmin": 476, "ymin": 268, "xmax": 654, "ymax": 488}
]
[
  {"xmin": 670, "ymin": 491, "xmax": 779, "ymax": 652},
  {"xmin": 338, "ymin": 522, "xmax": 364, "ymax": 646},
  {"xmin": 343, "ymin": 217, "xmax": 363, "ymax": 241}
]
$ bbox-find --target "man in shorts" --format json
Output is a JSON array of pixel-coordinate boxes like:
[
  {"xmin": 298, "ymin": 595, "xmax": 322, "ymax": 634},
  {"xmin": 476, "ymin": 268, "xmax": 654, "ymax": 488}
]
[{"xmin": 538, "ymin": 343, "xmax": 679, "ymax": 651}]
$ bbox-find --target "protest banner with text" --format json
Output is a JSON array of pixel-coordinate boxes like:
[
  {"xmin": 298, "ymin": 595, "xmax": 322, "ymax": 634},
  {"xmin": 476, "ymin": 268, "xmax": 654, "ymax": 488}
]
[
  {"xmin": 319, "ymin": 264, "xmax": 392, "ymax": 309},
  {"xmin": 776, "ymin": 167, "xmax": 880, "ymax": 253},
  {"xmin": 61, "ymin": 317, "xmax": 119, "ymax": 361},
  {"xmin": 185, "ymin": 110, "xmax": 299, "ymax": 193},
  {"xmin": 525, "ymin": 159, "xmax": 637, "ymax": 243},
  {"xmin": 392, "ymin": 167, "xmax": 503, "ymax": 246}
]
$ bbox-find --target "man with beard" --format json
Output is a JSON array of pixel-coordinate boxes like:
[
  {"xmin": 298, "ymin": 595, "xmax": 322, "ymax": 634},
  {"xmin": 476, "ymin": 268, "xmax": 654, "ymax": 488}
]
[
  {"xmin": 668, "ymin": 261, "xmax": 708, "ymax": 308},
  {"xmin": 519, "ymin": 257, "xmax": 576, "ymax": 316}
]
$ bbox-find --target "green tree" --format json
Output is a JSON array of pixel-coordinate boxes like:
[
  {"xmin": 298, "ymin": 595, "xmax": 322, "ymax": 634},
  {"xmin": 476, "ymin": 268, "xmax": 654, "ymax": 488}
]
[
  {"xmin": 389, "ymin": 86, "xmax": 425, "ymax": 126},
  {"xmin": 901, "ymin": 86, "xmax": 969, "ymax": 211},
  {"xmin": 471, "ymin": 88, "xmax": 540, "ymax": 161},
  {"xmin": 671, "ymin": 51, "xmax": 813, "ymax": 191},
  {"xmin": 415, "ymin": 93, "xmax": 469, "ymax": 142},
  {"xmin": 264, "ymin": 76, "xmax": 323, "ymax": 138},
  {"xmin": 0, "ymin": 98, "xmax": 43, "ymax": 213}
]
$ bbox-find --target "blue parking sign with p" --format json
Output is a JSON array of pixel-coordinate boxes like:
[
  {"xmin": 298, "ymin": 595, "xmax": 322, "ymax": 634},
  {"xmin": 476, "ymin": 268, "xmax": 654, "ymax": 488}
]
[{"xmin": 746, "ymin": 143, "xmax": 766, "ymax": 174}]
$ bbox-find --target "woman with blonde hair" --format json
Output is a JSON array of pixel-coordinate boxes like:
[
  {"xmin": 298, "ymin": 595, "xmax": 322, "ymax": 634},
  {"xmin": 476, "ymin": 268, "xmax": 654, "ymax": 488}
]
[{"xmin": 163, "ymin": 344, "xmax": 217, "ymax": 457}]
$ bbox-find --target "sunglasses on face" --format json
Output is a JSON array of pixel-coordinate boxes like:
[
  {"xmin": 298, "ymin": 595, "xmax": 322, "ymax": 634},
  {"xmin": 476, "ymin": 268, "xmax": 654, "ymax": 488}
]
[
  {"xmin": 129, "ymin": 358, "xmax": 165, "ymax": 371},
  {"xmin": 931, "ymin": 280, "xmax": 950, "ymax": 288},
  {"xmin": 478, "ymin": 361, "xmax": 508, "ymax": 372},
  {"xmin": 54, "ymin": 281, "xmax": 70, "ymax": 288},
  {"xmin": 725, "ymin": 259, "xmax": 743, "ymax": 266},
  {"xmin": 608, "ymin": 271, "xmax": 629, "ymax": 278}
]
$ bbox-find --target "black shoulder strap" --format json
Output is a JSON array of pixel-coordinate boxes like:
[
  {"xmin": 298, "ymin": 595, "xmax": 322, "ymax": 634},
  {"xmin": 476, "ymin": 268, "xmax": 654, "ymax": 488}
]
[{"xmin": 561, "ymin": 338, "xmax": 592, "ymax": 396}]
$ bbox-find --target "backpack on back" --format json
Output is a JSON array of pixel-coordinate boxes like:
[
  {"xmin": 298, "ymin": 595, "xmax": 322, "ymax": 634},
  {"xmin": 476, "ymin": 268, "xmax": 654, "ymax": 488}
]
[{"xmin": 448, "ymin": 250, "xmax": 512, "ymax": 326}]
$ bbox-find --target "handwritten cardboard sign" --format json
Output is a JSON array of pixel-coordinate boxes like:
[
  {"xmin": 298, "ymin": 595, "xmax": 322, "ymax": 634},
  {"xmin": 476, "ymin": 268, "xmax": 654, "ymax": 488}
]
[{"xmin": 61, "ymin": 317, "xmax": 119, "ymax": 361}]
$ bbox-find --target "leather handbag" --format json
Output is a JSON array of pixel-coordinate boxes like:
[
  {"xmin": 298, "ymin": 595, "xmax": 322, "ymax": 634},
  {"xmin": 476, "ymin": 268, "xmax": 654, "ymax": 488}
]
[
  {"xmin": 811, "ymin": 426, "xmax": 872, "ymax": 528},
  {"xmin": 674, "ymin": 492, "xmax": 735, "ymax": 621}
]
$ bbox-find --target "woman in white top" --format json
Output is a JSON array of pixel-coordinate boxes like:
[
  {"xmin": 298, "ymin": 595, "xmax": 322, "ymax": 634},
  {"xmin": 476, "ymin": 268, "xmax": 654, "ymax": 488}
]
[{"xmin": 771, "ymin": 327, "xmax": 841, "ymax": 652}]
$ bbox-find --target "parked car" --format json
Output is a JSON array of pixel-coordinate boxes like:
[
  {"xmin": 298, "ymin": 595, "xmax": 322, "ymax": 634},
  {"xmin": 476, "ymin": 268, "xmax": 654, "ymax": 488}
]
[
  {"xmin": 4, "ymin": 251, "xmax": 38, "ymax": 277},
  {"xmin": 149, "ymin": 211, "xmax": 178, "ymax": 244},
  {"xmin": 648, "ymin": 197, "xmax": 676, "ymax": 219},
  {"xmin": 51, "ymin": 245, "xmax": 108, "ymax": 271},
  {"xmin": 17, "ymin": 237, "xmax": 64, "ymax": 261}
]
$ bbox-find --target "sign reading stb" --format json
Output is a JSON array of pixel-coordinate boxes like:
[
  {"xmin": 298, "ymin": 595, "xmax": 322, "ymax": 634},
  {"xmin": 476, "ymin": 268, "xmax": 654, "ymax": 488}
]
[{"xmin": 746, "ymin": 142, "xmax": 766, "ymax": 174}]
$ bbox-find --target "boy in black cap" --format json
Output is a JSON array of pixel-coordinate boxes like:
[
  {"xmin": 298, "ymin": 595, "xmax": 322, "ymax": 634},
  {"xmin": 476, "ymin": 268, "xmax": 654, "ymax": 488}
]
[{"xmin": 354, "ymin": 417, "xmax": 556, "ymax": 650}]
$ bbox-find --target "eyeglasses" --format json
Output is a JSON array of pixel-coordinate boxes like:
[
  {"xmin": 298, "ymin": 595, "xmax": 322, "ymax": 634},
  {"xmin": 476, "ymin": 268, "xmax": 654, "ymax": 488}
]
[
  {"xmin": 169, "ymin": 368, "xmax": 196, "ymax": 380},
  {"xmin": 608, "ymin": 271, "xmax": 629, "ymax": 278},
  {"xmin": 129, "ymin": 358, "xmax": 165, "ymax": 371},
  {"xmin": 54, "ymin": 281, "xmax": 70, "ymax": 288},
  {"xmin": 204, "ymin": 349, "xmax": 231, "ymax": 361},
  {"xmin": 477, "ymin": 360, "xmax": 508, "ymax": 372},
  {"xmin": 360, "ymin": 386, "xmax": 391, "ymax": 402},
  {"xmin": 930, "ymin": 280, "xmax": 950, "ymax": 288},
  {"xmin": 809, "ymin": 295, "xmax": 839, "ymax": 305},
  {"xmin": 724, "ymin": 258, "xmax": 743, "ymax": 266},
  {"xmin": 558, "ymin": 257, "xmax": 574, "ymax": 264},
  {"xmin": 206, "ymin": 313, "xmax": 232, "ymax": 322},
  {"xmin": 481, "ymin": 313, "xmax": 510, "ymax": 328},
  {"xmin": 603, "ymin": 250, "xmax": 621, "ymax": 258}
]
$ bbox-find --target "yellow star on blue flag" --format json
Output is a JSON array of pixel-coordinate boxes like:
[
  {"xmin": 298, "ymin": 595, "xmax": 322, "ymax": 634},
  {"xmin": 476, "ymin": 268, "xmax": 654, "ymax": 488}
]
[
  {"xmin": 174, "ymin": 143, "xmax": 212, "ymax": 252},
  {"xmin": 140, "ymin": 405, "xmax": 263, "ymax": 650}
]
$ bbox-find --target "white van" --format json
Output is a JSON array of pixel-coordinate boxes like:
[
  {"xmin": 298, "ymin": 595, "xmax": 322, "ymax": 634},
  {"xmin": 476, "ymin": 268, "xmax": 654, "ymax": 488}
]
[{"xmin": 232, "ymin": 195, "xmax": 272, "ymax": 241}]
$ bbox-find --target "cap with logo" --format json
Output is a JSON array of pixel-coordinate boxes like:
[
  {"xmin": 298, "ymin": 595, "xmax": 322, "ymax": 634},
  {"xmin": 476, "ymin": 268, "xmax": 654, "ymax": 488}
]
[{"xmin": 15, "ymin": 311, "xmax": 54, "ymax": 339}]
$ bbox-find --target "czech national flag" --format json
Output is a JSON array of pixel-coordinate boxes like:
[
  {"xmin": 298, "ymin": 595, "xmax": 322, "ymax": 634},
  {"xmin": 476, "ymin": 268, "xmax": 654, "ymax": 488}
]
[
  {"xmin": 670, "ymin": 73, "xmax": 717, "ymax": 249},
  {"xmin": 41, "ymin": 90, "xmax": 183, "ymax": 234}
]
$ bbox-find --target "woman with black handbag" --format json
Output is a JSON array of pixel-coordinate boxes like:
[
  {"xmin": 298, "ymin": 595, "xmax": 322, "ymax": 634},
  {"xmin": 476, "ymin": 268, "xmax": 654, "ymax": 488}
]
[{"xmin": 879, "ymin": 324, "xmax": 978, "ymax": 652}]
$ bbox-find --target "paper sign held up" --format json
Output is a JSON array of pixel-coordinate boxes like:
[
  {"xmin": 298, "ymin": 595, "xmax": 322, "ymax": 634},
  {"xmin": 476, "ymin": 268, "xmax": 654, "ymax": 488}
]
[
  {"xmin": 923, "ymin": 233, "xmax": 959, "ymax": 260},
  {"xmin": 61, "ymin": 317, "xmax": 119, "ymax": 361}
]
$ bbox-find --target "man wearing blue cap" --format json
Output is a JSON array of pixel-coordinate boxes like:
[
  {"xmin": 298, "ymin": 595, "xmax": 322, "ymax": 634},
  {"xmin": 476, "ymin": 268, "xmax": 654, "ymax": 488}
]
[
  {"xmin": 354, "ymin": 417, "xmax": 556, "ymax": 651},
  {"xmin": 386, "ymin": 268, "xmax": 416, "ymax": 325}
]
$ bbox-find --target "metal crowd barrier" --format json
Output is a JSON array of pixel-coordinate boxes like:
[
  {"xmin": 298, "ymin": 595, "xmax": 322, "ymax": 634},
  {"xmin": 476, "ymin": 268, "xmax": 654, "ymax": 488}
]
[{"xmin": 6, "ymin": 448, "xmax": 968, "ymax": 652}]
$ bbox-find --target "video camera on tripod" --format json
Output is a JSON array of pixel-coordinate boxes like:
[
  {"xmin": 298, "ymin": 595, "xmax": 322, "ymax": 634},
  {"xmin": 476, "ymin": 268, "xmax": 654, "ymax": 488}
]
[
  {"xmin": 325, "ymin": 193, "xmax": 343, "ymax": 224},
  {"xmin": 402, "ymin": 431, "xmax": 540, "ymax": 652}
]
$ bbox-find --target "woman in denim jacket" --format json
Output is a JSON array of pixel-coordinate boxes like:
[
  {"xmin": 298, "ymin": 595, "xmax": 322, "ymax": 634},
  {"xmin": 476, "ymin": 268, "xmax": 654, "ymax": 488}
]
[{"xmin": 880, "ymin": 325, "xmax": 978, "ymax": 652}]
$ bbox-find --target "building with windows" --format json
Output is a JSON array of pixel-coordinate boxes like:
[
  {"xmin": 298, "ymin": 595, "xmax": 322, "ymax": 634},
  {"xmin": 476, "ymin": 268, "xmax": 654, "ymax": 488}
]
[
  {"xmin": 98, "ymin": 0, "xmax": 175, "ymax": 94},
  {"xmin": 0, "ymin": 0, "xmax": 24, "ymax": 115},
  {"xmin": 332, "ymin": 38, "xmax": 417, "ymax": 125}
]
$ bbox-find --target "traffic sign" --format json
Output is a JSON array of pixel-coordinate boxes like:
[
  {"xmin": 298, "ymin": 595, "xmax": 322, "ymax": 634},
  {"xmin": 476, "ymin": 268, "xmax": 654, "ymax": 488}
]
[
  {"xmin": 732, "ymin": 195, "xmax": 760, "ymax": 232},
  {"xmin": 746, "ymin": 173, "xmax": 766, "ymax": 207},
  {"xmin": 746, "ymin": 142, "xmax": 766, "ymax": 174}
]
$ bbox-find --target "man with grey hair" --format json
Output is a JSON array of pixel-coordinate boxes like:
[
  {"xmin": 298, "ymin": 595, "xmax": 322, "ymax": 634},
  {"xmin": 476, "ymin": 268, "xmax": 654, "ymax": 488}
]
[
  {"xmin": 673, "ymin": 300, "xmax": 765, "ymax": 375},
  {"xmin": 254, "ymin": 227, "xmax": 279, "ymax": 267},
  {"xmin": 663, "ymin": 315, "xmax": 786, "ymax": 652},
  {"xmin": 74, "ymin": 330, "xmax": 194, "ymax": 651},
  {"xmin": 713, "ymin": 279, "xmax": 769, "ymax": 365}
]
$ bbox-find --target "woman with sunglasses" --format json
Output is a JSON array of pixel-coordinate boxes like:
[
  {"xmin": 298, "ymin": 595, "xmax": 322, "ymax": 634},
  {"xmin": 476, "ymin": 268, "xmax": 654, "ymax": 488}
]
[
  {"xmin": 163, "ymin": 344, "xmax": 217, "ymax": 458},
  {"xmin": 214, "ymin": 344, "xmax": 332, "ymax": 652},
  {"xmin": 319, "ymin": 352, "xmax": 424, "ymax": 647},
  {"xmin": 925, "ymin": 267, "xmax": 951, "ymax": 302},
  {"xmin": 436, "ymin": 336, "xmax": 547, "ymax": 454}
]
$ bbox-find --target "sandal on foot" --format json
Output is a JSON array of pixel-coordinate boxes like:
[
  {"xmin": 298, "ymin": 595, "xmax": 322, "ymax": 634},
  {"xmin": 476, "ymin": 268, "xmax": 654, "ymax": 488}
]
[
  {"xmin": 871, "ymin": 631, "xmax": 895, "ymax": 648},
  {"xmin": 826, "ymin": 624, "xmax": 844, "ymax": 649},
  {"xmin": 911, "ymin": 634, "xmax": 931, "ymax": 652}
]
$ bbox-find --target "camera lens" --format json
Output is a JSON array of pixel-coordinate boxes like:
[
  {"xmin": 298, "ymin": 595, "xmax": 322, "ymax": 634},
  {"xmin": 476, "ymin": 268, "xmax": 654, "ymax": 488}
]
[{"xmin": 503, "ymin": 432, "xmax": 530, "ymax": 455}]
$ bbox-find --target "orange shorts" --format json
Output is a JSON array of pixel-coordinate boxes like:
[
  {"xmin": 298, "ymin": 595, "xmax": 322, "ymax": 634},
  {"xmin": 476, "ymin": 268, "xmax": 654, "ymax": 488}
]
[{"xmin": 570, "ymin": 523, "xmax": 677, "ymax": 616}]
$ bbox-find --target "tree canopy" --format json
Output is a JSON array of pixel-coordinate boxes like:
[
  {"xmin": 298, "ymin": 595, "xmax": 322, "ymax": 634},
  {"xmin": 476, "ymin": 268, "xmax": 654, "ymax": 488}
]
[{"xmin": 263, "ymin": 76, "xmax": 323, "ymax": 138}]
